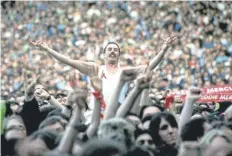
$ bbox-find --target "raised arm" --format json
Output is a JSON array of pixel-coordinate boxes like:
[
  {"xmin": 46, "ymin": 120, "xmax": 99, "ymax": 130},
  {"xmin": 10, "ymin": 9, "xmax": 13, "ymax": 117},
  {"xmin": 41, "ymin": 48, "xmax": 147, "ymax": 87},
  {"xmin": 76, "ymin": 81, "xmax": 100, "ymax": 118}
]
[
  {"xmin": 57, "ymin": 89, "xmax": 87, "ymax": 154},
  {"xmin": 116, "ymin": 72, "xmax": 151, "ymax": 118},
  {"xmin": 178, "ymin": 87, "xmax": 201, "ymax": 135},
  {"xmin": 30, "ymin": 40, "xmax": 99, "ymax": 76},
  {"xmin": 104, "ymin": 68, "xmax": 137, "ymax": 120},
  {"xmin": 148, "ymin": 36, "xmax": 177, "ymax": 71},
  {"xmin": 23, "ymin": 72, "xmax": 40, "ymax": 102},
  {"xmin": 86, "ymin": 76, "xmax": 102, "ymax": 138}
]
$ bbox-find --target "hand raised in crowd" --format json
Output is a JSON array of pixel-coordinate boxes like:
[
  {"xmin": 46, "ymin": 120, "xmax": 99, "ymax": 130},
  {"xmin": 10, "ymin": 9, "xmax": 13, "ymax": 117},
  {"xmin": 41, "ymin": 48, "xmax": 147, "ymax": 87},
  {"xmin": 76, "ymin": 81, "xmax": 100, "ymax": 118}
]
[
  {"xmin": 90, "ymin": 76, "xmax": 102, "ymax": 92},
  {"xmin": 68, "ymin": 74, "xmax": 79, "ymax": 90},
  {"xmin": 186, "ymin": 87, "xmax": 202, "ymax": 102},
  {"xmin": 119, "ymin": 67, "xmax": 137, "ymax": 82},
  {"xmin": 224, "ymin": 105, "xmax": 232, "ymax": 123},
  {"xmin": 23, "ymin": 71, "xmax": 40, "ymax": 101},
  {"xmin": 65, "ymin": 89, "xmax": 87, "ymax": 110},
  {"xmin": 162, "ymin": 36, "xmax": 177, "ymax": 46},
  {"xmin": 30, "ymin": 40, "xmax": 49, "ymax": 51},
  {"xmin": 34, "ymin": 88, "xmax": 50, "ymax": 101},
  {"xmin": 134, "ymin": 71, "xmax": 152, "ymax": 90}
]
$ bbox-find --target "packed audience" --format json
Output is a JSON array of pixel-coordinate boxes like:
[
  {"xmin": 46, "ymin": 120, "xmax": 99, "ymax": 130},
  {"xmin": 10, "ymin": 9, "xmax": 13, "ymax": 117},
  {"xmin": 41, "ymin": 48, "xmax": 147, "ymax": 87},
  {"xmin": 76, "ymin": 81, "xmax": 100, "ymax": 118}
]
[{"xmin": 1, "ymin": 1, "xmax": 232, "ymax": 156}]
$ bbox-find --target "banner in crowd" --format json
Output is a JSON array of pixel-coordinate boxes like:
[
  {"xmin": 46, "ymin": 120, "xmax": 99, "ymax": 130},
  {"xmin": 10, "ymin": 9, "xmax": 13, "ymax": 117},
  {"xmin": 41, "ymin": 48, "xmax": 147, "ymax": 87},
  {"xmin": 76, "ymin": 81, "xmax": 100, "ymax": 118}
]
[{"xmin": 165, "ymin": 84, "xmax": 232, "ymax": 108}]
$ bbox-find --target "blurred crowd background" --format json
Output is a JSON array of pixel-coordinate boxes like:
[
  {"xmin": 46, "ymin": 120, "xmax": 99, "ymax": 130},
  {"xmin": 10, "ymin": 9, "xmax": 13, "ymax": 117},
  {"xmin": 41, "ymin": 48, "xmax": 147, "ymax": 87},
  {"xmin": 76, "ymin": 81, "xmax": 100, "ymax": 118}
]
[{"xmin": 1, "ymin": 1, "xmax": 232, "ymax": 100}]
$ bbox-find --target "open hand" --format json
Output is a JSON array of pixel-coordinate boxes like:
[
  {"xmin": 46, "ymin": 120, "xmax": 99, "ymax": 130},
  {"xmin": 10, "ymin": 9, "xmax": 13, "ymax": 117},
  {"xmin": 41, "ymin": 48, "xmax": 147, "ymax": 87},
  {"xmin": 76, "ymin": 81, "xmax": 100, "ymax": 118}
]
[
  {"xmin": 162, "ymin": 36, "xmax": 177, "ymax": 46},
  {"xmin": 30, "ymin": 40, "xmax": 49, "ymax": 51}
]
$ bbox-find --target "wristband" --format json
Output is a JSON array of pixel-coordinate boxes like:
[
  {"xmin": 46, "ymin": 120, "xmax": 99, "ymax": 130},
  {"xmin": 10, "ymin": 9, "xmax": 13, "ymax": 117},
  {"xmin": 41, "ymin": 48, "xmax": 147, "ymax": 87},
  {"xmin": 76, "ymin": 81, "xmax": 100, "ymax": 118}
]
[
  {"xmin": 92, "ymin": 91, "xmax": 106, "ymax": 118},
  {"xmin": 92, "ymin": 91, "xmax": 103, "ymax": 100}
]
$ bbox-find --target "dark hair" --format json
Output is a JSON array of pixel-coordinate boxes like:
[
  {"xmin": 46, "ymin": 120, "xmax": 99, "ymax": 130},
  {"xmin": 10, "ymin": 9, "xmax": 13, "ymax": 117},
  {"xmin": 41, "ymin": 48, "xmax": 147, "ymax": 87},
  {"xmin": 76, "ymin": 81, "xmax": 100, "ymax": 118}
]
[
  {"xmin": 80, "ymin": 138, "xmax": 126, "ymax": 156},
  {"xmin": 39, "ymin": 116, "xmax": 65, "ymax": 130},
  {"xmin": 47, "ymin": 108, "xmax": 69, "ymax": 121},
  {"xmin": 149, "ymin": 112, "xmax": 178, "ymax": 146},
  {"xmin": 141, "ymin": 115, "xmax": 152, "ymax": 124},
  {"xmin": 134, "ymin": 128, "xmax": 151, "ymax": 139},
  {"xmin": 139, "ymin": 104, "xmax": 165, "ymax": 119},
  {"xmin": 29, "ymin": 130, "xmax": 59, "ymax": 150},
  {"xmin": 55, "ymin": 93, "xmax": 67, "ymax": 99},
  {"xmin": 103, "ymin": 42, "xmax": 121, "ymax": 55},
  {"xmin": 126, "ymin": 112, "xmax": 139, "ymax": 118},
  {"xmin": 181, "ymin": 118, "xmax": 206, "ymax": 141}
]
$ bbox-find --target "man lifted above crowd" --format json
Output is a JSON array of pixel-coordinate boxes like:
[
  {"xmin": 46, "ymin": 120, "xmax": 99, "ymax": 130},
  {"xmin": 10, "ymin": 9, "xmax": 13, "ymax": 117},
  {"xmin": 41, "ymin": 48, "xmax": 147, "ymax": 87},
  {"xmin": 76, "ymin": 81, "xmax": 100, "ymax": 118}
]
[{"xmin": 30, "ymin": 36, "xmax": 177, "ymax": 106}]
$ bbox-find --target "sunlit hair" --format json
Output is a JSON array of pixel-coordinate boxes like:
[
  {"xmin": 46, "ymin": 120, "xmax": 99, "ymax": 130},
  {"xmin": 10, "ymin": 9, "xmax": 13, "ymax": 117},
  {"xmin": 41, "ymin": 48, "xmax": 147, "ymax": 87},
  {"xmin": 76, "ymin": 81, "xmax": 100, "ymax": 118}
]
[
  {"xmin": 200, "ymin": 129, "xmax": 232, "ymax": 145},
  {"xmin": 97, "ymin": 118, "xmax": 135, "ymax": 150}
]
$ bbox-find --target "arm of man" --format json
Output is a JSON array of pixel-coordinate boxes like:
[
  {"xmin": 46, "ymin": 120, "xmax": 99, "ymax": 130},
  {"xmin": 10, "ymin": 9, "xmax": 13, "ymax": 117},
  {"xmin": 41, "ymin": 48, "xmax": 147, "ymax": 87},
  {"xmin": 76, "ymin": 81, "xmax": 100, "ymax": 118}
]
[
  {"xmin": 86, "ymin": 76, "xmax": 102, "ymax": 138},
  {"xmin": 86, "ymin": 96, "xmax": 101, "ymax": 138},
  {"xmin": 116, "ymin": 73, "xmax": 151, "ymax": 118},
  {"xmin": 30, "ymin": 40, "xmax": 99, "ymax": 76},
  {"xmin": 148, "ymin": 36, "xmax": 177, "ymax": 71}
]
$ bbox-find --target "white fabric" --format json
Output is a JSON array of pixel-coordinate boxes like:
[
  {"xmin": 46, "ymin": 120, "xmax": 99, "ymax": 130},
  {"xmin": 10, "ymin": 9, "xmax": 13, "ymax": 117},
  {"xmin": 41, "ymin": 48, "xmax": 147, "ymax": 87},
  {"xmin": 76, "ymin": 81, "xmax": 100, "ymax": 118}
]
[
  {"xmin": 98, "ymin": 65, "xmax": 120, "ymax": 105},
  {"xmin": 85, "ymin": 65, "xmax": 120, "ymax": 124}
]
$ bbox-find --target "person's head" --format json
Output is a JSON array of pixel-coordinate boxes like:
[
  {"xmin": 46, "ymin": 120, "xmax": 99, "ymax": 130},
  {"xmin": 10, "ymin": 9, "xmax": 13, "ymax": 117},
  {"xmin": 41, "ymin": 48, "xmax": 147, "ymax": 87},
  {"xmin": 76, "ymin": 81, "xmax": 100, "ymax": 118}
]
[
  {"xmin": 141, "ymin": 115, "xmax": 152, "ymax": 130},
  {"xmin": 140, "ymin": 104, "xmax": 164, "ymax": 119},
  {"xmin": 35, "ymin": 84, "xmax": 45, "ymax": 93},
  {"xmin": 181, "ymin": 118, "xmax": 209, "ymax": 142},
  {"xmin": 149, "ymin": 79, "xmax": 169, "ymax": 105},
  {"xmin": 34, "ymin": 84, "xmax": 46, "ymax": 102},
  {"xmin": 47, "ymin": 109, "xmax": 69, "ymax": 125},
  {"xmin": 15, "ymin": 130, "xmax": 59, "ymax": 156},
  {"xmin": 55, "ymin": 93, "xmax": 67, "ymax": 105},
  {"xmin": 198, "ymin": 103, "xmax": 213, "ymax": 117},
  {"xmin": 80, "ymin": 138, "xmax": 126, "ymax": 156},
  {"xmin": 39, "ymin": 116, "xmax": 65, "ymax": 132},
  {"xmin": 149, "ymin": 112, "xmax": 178, "ymax": 147},
  {"xmin": 104, "ymin": 42, "xmax": 120, "ymax": 65},
  {"xmin": 125, "ymin": 112, "xmax": 141, "ymax": 127},
  {"xmin": 97, "ymin": 118, "xmax": 135, "ymax": 150},
  {"xmin": 5, "ymin": 115, "xmax": 27, "ymax": 141},
  {"xmin": 9, "ymin": 100, "xmax": 20, "ymax": 113},
  {"xmin": 200, "ymin": 129, "xmax": 232, "ymax": 148},
  {"xmin": 134, "ymin": 128, "xmax": 156, "ymax": 152}
]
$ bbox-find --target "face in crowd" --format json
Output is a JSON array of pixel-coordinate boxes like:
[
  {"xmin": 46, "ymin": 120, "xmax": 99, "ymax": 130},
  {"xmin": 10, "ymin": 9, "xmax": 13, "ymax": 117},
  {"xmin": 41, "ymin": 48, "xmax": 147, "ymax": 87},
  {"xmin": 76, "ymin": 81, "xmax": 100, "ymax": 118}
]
[
  {"xmin": 34, "ymin": 84, "xmax": 46, "ymax": 102},
  {"xmin": 5, "ymin": 115, "xmax": 27, "ymax": 141},
  {"xmin": 56, "ymin": 94, "xmax": 67, "ymax": 105},
  {"xmin": 104, "ymin": 42, "xmax": 120, "ymax": 65},
  {"xmin": 135, "ymin": 130, "xmax": 156, "ymax": 153},
  {"xmin": 149, "ymin": 112, "xmax": 178, "ymax": 147}
]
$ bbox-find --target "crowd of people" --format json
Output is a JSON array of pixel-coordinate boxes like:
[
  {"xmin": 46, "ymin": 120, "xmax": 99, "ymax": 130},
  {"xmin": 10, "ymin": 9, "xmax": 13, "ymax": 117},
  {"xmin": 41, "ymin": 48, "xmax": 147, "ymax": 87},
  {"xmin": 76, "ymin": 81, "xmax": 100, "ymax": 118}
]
[{"xmin": 1, "ymin": 1, "xmax": 232, "ymax": 156}]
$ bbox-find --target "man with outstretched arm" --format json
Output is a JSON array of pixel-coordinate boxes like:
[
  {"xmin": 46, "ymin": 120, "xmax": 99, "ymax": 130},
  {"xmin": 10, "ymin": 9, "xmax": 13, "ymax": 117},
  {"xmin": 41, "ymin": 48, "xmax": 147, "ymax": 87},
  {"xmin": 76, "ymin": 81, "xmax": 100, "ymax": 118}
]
[{"xmin": 30, "ymin": 37, "xmax": 176, "ymax": 106}]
